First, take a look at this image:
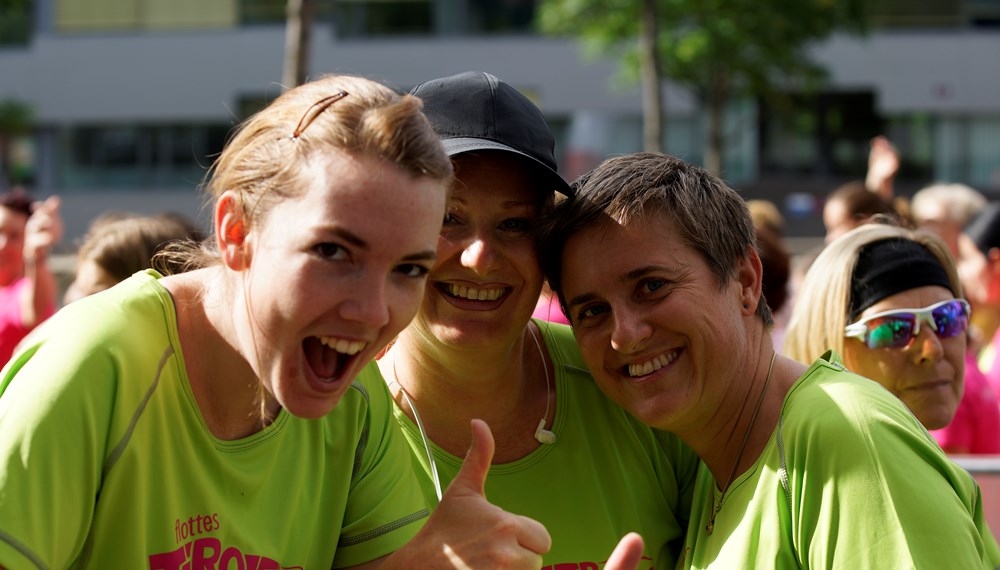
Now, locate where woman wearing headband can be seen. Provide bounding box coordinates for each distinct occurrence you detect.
[786,223,970,432]
[792,220,1000,455]
[0,74,557,569]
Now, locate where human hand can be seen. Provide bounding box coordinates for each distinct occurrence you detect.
[865,136,899,200]
[23,196,62,262]
[605,532,645,570]
[389,419,551,569]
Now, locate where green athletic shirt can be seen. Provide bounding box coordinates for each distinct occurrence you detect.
[0,270,428,570]
[388,319,700,570]
[679,350,1000,569]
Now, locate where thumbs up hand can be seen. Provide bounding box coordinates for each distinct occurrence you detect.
[604,532,645,570]
[386,419,551,569]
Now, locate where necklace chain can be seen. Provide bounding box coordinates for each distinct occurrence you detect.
[706,350,777,535]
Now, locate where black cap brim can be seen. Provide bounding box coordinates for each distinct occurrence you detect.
[442,137,573,197]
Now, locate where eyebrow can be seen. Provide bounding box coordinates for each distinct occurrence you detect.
[449,185,538,208]
[330,227,436,263]
[503,199,539,210]
[566,292,597,309]
[330,227,368,250]
[449,195,537,210]
[626,265,664,281]
[402,250,438,263]
[565,265,667,309]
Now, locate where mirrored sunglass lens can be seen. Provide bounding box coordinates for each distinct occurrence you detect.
[866,316,916,349]
[932,301,968,339]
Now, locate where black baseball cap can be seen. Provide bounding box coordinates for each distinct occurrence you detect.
[410,71,572,197]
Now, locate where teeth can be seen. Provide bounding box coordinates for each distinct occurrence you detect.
[446,284,505,301]
[628,351,677,377]
[319,336,367,355]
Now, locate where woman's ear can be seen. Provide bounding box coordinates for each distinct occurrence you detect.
[738,247,765,315]
[215,191,251,271]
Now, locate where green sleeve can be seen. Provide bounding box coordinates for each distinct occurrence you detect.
[0,334,117,569]
[786,377,996,569]
[332,368,429,568]
[985,522,1000,566]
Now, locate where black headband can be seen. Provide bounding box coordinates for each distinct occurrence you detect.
[849,238,954,321]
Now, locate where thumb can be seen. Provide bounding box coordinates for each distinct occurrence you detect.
[605,532,645,570]
[447,418,494,498]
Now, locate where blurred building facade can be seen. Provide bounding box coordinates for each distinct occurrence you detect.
[1,0,999,241]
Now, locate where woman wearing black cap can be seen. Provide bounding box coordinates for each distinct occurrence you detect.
[377,71,697,568]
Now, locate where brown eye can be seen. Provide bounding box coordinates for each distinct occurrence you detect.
[640,279,666,295]
[499,218,532,233]
[315,243,348,260]
[578,303,609,321]
[396,264,430,278]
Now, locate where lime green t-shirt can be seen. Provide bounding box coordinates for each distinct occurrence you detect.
[389,319,700,570]
[0,270,427,569]
[679,351,1000,569]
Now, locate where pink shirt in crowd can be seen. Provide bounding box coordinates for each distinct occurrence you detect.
[532,293,570,325]
[0,277,33,367]
[931,350,1000,455]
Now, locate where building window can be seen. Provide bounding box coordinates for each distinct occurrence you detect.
[760,91,881,178]
[968,0,1000,27]
[0,0,33,45]
[55,124,230,190]
[870,0,963,28]
[240,0,334,25]
[466,0,536,34]
[332,0,540,37]
[883,113,934,183]
[335,0,433,37]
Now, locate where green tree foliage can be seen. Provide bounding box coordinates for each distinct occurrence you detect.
[537,0,868,174]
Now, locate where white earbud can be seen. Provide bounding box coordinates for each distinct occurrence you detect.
[528,325,556,445]
[534,418,556,445]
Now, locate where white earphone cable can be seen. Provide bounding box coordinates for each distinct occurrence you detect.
[527,323,555,444]
[393,376,444,502]
[388,323,554,504]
